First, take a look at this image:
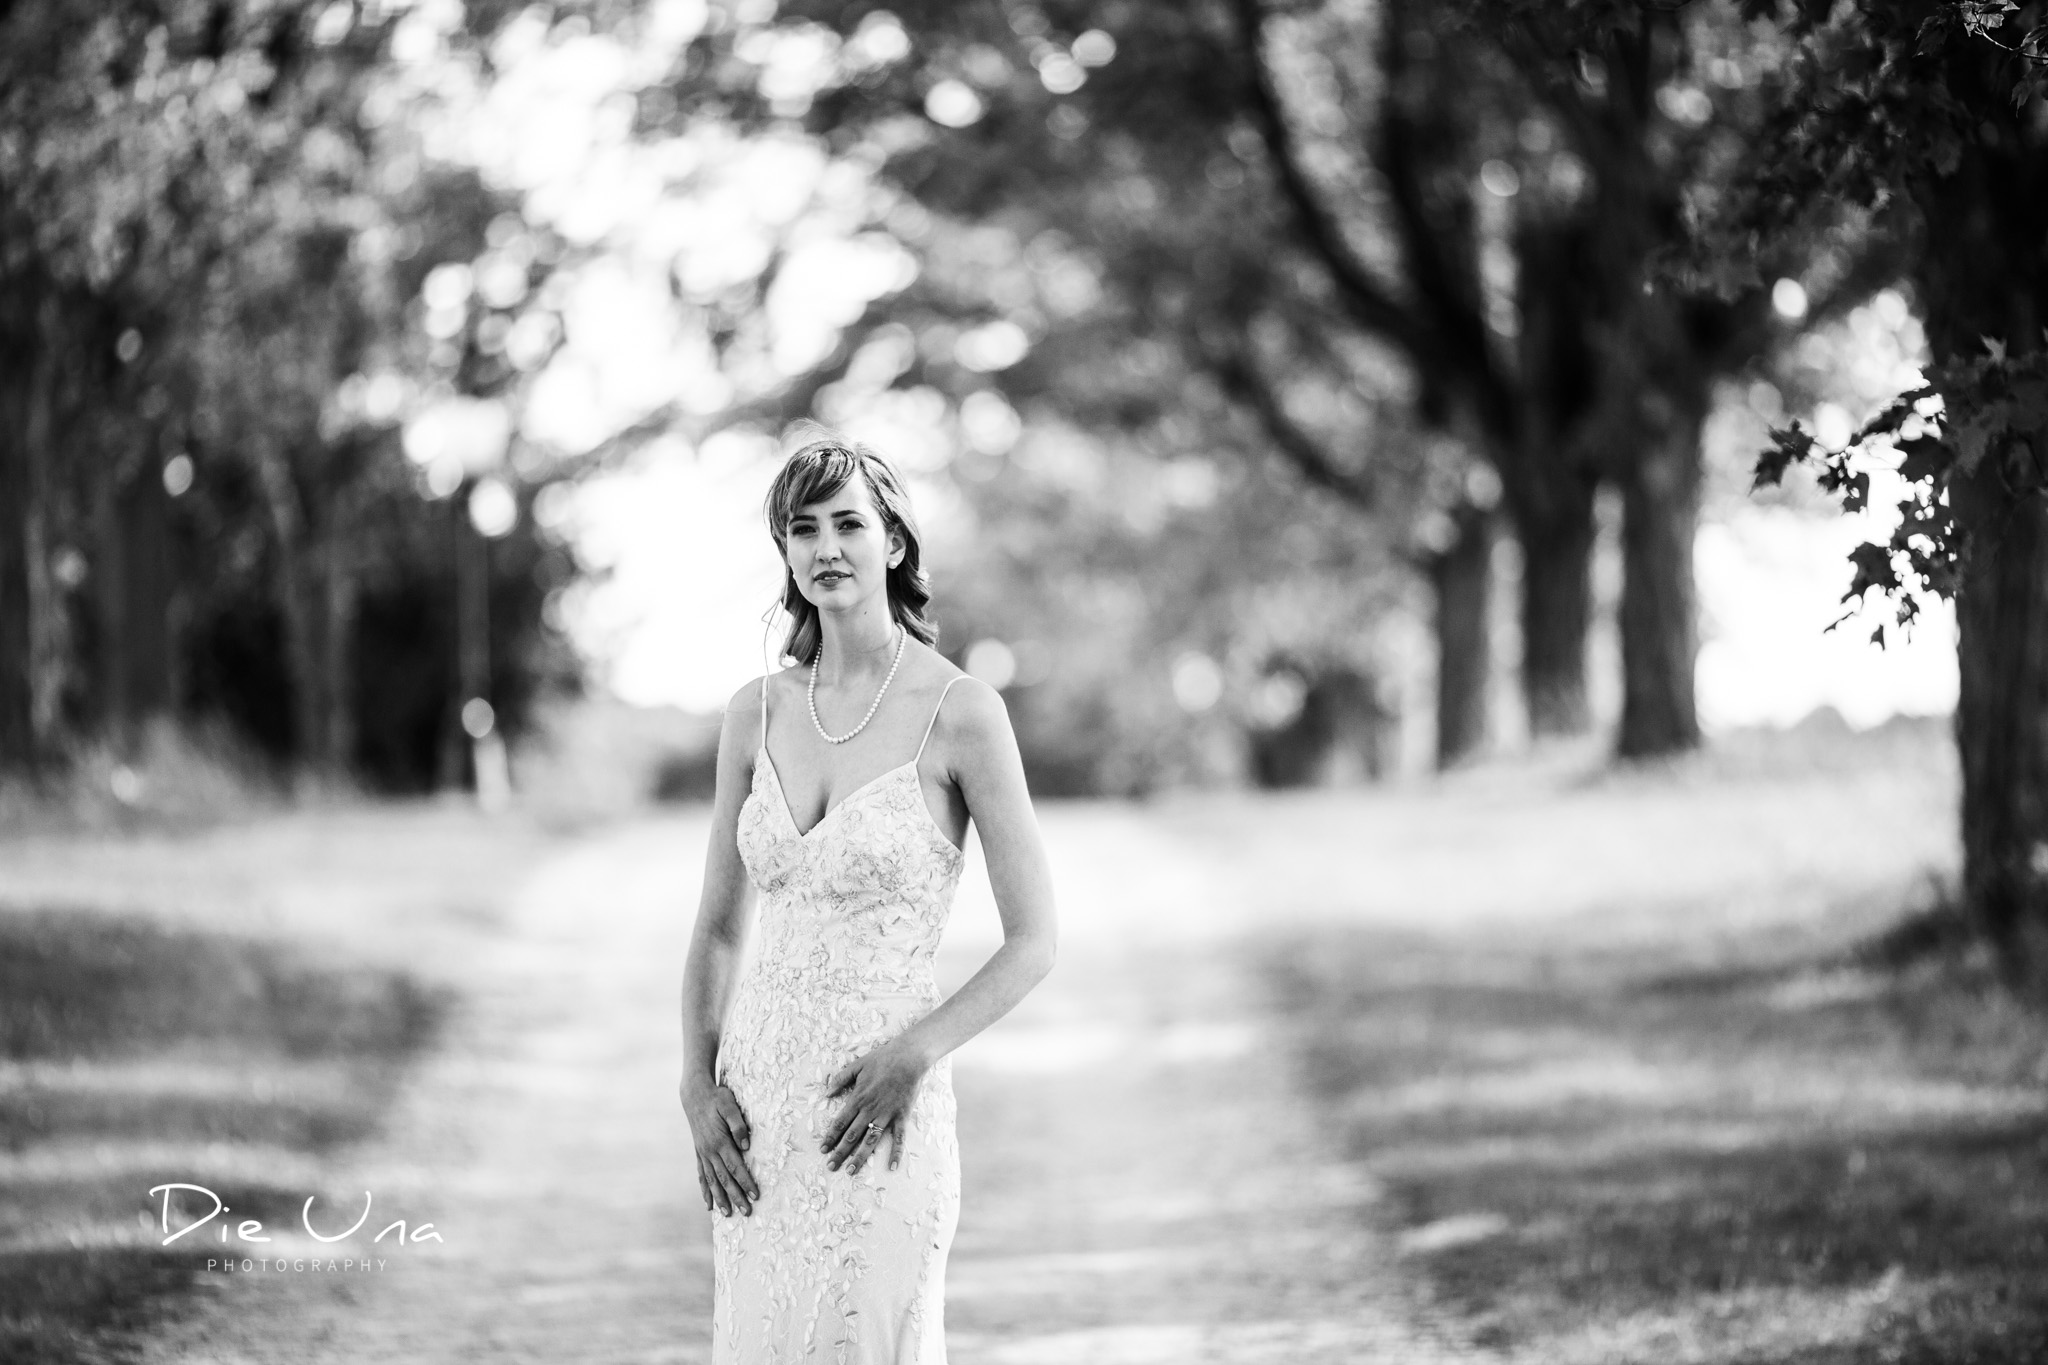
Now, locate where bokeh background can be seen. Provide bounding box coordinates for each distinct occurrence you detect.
[2,2,2045,1362]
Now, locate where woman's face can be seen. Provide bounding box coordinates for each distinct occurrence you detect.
[783,473,905,612]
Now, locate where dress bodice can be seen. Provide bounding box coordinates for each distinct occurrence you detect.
[734,751,966,1005]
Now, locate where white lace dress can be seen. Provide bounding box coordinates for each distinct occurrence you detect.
[712,677,966,1364]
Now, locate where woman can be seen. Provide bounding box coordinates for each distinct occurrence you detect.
[679,437,1058,1364]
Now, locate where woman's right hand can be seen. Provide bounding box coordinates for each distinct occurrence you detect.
[681,1076,759,1216]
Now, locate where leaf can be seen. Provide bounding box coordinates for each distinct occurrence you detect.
[1982,334,2008,362]
[1752,421,1815,489]
[1844,540,1898,600]
[1962,0,2019,36]
[1895,433,1954,484]
[1871,625,1886,647]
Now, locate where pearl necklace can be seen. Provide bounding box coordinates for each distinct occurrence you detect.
[809,624,906,744]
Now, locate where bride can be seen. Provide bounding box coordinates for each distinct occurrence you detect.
[678,436,1058,1362]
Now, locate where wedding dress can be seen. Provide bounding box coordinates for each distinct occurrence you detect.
[712,675,966,1364]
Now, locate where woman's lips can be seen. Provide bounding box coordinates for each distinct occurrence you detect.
[814,571,848,585]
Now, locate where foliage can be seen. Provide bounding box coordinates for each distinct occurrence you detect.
[1737,0,2048,997]
[1744,2,2048,639]
[1753,342,2048,643]
[641,0,1902,759]
[621,1,1436,779]
[0,1,590,789]
[932,420,1420,793]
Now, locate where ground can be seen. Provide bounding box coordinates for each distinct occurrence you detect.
[2,734,2044,1363]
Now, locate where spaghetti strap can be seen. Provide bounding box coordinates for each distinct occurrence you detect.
[915,676,964,764]
[758,675,769,754]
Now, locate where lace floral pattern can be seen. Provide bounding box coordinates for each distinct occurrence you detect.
[712,749,966,1364]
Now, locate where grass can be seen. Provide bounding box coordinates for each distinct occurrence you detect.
[1254,890,2048,1362]
[2,713,2038,1364]
[1076,717,2043,1361]
[0,907,447,1064]
[0,906,451,1365]
[0,720,295,839]
[0,802,557,1365]
[0,1246,219,1362]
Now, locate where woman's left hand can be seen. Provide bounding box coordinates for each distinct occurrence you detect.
[820,1038,929,1175]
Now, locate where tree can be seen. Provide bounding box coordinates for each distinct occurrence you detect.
[0,1,586,789]
[1351,0,1890,755]
[930,406,1418,794]
[1745,1,2048,998]
[644,1,1512,762]
[650,0,1875,760]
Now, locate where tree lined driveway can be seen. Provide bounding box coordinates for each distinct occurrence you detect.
[124,801,1464,1364]
[134,761,1963,1363]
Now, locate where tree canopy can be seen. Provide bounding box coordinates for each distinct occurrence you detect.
[0,1,584,789]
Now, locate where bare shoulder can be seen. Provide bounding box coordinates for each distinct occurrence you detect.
[931,672,1013,752]
[722,674,773,752]
[726,674,771,712]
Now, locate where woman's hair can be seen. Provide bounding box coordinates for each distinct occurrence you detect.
[764,436,937,665]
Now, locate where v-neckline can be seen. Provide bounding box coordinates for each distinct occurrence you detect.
[757,749,915,841]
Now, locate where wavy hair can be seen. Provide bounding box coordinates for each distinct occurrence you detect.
[764,437,937,666]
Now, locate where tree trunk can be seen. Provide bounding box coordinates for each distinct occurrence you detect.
[322,536,357,772]
[23,294,66,753]
[436,495,473,791]
[1907,69,2048,999]
[95,446,172,751]
[1616,412,1703,758]
[1429,502,1493,768]
[250,439,331,773]
[0,361,33,770]
[1509,479,1596,740]
[1953,453,2048,1001]
[275,558,328,773]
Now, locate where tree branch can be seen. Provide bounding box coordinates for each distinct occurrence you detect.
[1374,0,1519,445]
[1199,337,1378,510]
[1496,18,1618,180]
[1229,0,1426,359]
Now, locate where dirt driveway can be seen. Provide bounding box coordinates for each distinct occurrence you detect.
[118,801,1475,1364]
[130,760,1966,1364]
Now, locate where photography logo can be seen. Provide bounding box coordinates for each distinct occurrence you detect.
[149,1182,443,1274]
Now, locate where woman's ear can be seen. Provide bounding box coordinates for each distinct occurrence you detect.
[886,526,906,569]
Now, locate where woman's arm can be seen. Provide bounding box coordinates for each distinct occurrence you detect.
[679,679,768,1216]
[821,676,1058,1174]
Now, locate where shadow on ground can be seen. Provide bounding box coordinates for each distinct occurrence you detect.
[1253,907,2048,1364]
[0,904,454,1365]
